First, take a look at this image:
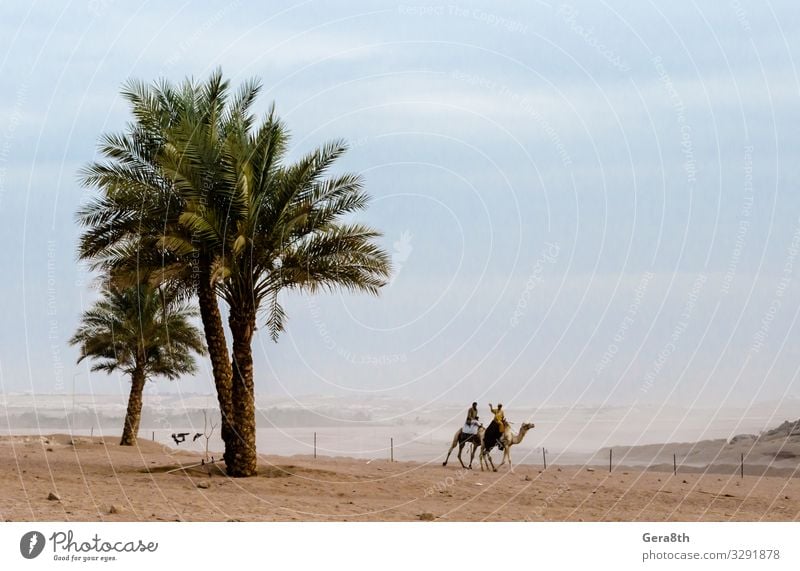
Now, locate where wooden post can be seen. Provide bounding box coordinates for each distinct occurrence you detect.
[90,426,94,438]
[152,431,155,441]
[609,448,612,473]
[391,438,394,462]
[314,432,317,459]
[542,447,547,470]
[740,453,744,479]
[673,453,677,476]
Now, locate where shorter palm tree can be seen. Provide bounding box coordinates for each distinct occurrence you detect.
[70,284,205,445]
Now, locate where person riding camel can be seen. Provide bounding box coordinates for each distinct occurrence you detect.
[462,402,480,437]
[489,403,506,450]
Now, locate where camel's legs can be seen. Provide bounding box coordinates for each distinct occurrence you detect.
[467,442,478,469]
[489,435,519,472]
[483,447,497,472]
[500,447,513,473]
[442,444,455,466]
[442,433,460,466]
[498,442,509,468]
[456,442,467,469]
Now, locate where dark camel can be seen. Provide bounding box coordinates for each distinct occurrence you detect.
[479,422,535,473]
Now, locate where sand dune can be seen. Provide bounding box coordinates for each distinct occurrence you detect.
[1,434,798,521]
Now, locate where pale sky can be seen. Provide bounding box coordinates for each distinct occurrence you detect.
[1,1,800,412]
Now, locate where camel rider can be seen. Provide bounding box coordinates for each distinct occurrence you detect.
[489,403,506,450]
[463,402,479,435]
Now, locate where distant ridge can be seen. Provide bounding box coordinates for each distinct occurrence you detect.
[591,417,800,477]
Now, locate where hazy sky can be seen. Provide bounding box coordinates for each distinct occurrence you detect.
[1,1,800,411]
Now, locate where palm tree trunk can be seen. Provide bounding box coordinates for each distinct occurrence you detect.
[196,260,236,471]
[228,305,258,477]
[120,365,146,446]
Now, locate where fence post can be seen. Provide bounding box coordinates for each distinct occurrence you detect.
[609,448,612,473]
[673,453,677,476]
[391,438,394,462]
[152,431,155,441]
[740,453,744,479]
[314,432,317,459]
[542,447,547,470]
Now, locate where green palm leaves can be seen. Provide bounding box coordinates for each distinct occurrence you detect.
[76,69,391,474]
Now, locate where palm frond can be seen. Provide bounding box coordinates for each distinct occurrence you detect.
[70,283,205,381]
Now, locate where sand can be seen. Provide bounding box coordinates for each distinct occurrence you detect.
[1,434,798,522]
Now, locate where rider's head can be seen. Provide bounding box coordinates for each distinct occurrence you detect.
[497,404,503,409]
[472,402,477,408]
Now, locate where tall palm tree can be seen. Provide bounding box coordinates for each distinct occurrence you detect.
[210,111,391,476]
[77,70,391,476]
[70,284,205,445]
[76,71,257,465]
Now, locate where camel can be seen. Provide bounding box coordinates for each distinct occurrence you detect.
[442,424,485,469]
[479,422,535,473]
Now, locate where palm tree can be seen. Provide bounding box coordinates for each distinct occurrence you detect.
[76,71,256,464]
[70,284,205,445]
[77,70,391,476]
[212,112,391,476]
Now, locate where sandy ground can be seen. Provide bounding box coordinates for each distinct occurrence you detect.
[1,434,799,522]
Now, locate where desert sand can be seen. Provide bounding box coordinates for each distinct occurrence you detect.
[1,434,798,522]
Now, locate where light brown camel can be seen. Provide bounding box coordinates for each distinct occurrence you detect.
[479,422,535,473]
[442,425,485,469]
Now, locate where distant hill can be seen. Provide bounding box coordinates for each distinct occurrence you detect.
[590,418,800,477]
